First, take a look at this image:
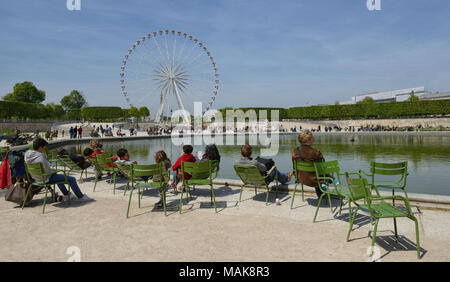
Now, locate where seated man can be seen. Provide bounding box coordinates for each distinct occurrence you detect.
[234,144,292,185]
[24,138,91,202]
[58,148,91,170]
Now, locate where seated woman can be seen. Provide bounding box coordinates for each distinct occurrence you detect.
[198,143,221,171]
[291,130,325,198]
[235,144,292,184]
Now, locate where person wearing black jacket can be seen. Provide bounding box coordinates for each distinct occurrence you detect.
[58,148,91,169]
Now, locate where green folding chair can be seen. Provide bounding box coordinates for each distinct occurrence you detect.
[93,154,118,193]
[345,172,421,260]
[58,155,89,182]
[23,162,71,214]
[360,161,409,200]
[179,160,219,214]
[312,160,361,223]
[291,159,324,208]
[233,164,278,206]
[126,163,169,218]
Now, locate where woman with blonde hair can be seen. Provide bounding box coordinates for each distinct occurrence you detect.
[292,130,324,198]
[153,150,173,208]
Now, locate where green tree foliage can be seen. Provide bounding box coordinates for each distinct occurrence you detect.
[2,81,46,103]
[409,91,420,102]
[81,107,124,121]
[129,107,140,118]
[60,90,87,111]
[139,106,150,119]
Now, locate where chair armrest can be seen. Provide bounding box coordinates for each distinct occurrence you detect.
[359,169,372,177]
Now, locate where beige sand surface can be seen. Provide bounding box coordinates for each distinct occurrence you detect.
[1,175,449,262]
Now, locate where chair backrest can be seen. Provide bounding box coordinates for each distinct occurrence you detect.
[370,161,408,185]
[58,155,80,170]
[181,160,216,180]
[24,162,45,183]
[95,154,115,170]
[131,163,164,182]
[313,160,342,188]
[234,164,266,185]
[345,172,371,201]
[116,162,132,179]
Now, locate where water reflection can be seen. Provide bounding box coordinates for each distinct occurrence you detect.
[66,134,450,196]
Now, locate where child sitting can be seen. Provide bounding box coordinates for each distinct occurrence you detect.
[115,148,137,165]
[171,145,196,191]
[153,150,172,208]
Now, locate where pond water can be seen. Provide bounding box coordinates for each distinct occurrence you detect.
[66,134,450,196]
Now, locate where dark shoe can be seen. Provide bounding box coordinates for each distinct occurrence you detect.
[154,199,163,209]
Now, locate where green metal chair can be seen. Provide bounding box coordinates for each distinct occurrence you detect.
[312,160,361,223]
[23,162,71,214]
[93,154,118,193]
[233,164,279,206]
[291,159,324,208]
[179,160,219,214]
[360,161,408,199]
[58,155,89,182]
[345,172,421,260]
[126,163,168,218]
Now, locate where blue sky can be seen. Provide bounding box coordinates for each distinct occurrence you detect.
[1,0,450,110]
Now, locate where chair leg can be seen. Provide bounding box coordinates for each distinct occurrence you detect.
[22,184,32,209]
[370,219,380,261]
[239,185,244,202]
[113,173,117,195]
[179,186,184,214]
[126,188,134,218]
[265,185,269,206]
[411,216,421,259]
[339,198,343,215]
[162,189,167,216]
[93,172,99,192]
[393,217,399,242]
[42,186,49,214]
[346,207,359,242]
[301,183,304,202]
[327,194,333,214]
[124,181,129,196]
[291,183,297,209]
[210,184,217,213]
[313,194,325,223]
[348,201,352,222]
[138,188,141,208]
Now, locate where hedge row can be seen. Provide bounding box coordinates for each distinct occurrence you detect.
[0,101,65,120]
[219,99,450,120]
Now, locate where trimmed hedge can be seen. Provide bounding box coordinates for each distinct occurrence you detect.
[81,107,125,121]
[220,99,450,120]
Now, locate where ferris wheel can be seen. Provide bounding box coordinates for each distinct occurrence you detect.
[120,30,219,123]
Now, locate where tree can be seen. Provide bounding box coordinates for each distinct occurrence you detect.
[61,90,87,111]
[409,91,420,102]
[139,106,150,120]
[3,81,46,103]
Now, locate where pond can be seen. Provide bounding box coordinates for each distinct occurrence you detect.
[66,133,450,196]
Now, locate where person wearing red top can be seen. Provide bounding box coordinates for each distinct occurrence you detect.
[171,145,196,191]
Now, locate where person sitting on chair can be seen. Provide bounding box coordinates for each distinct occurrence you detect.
[171,145,196,191]
[58,148,91,170]
[25,138,91,202]
[235,144,292,185]
[292,130,325,198]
